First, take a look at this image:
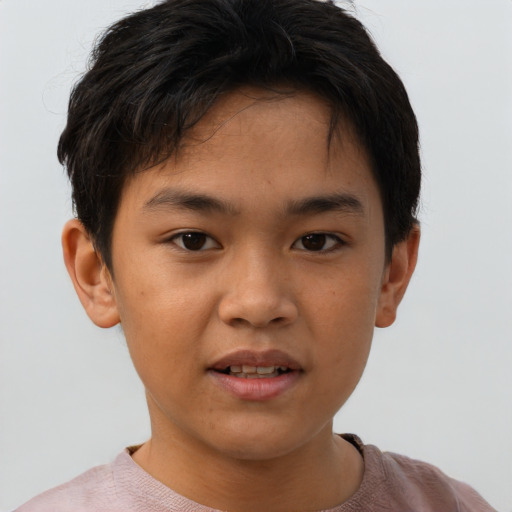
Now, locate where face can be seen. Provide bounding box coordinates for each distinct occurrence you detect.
[108,89,389,461]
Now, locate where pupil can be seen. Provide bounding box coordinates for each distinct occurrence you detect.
[183,233,206,250]
[302,234,326,251]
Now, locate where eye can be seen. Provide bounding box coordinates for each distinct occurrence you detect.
[292,233,344,252]
[170,232,220,251]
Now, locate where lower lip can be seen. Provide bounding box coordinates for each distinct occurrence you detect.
[208,370,301,401]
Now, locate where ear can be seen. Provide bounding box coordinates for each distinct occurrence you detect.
[375,224,420,328]
[62,219,120,328]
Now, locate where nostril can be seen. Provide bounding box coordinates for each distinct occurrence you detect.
[218,292,298,328]
[229,317,264,328]
[228,316,287,328]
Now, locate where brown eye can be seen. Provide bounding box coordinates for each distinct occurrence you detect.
[301,234,327,251]
[172,232,219,251]
[293,233,343,252]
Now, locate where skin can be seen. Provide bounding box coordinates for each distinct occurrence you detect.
[63,88,419,511]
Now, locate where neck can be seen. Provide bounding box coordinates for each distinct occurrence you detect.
[132,417,364,511]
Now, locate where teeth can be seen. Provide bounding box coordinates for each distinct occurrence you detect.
[225,365,289,378]
[240,365,277,374]
[257,366,276,374]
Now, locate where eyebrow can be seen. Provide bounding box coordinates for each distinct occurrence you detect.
[286,193,365,217]
[143,189,364,217]
[143,189,239,215]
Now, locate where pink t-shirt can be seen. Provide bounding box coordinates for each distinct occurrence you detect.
[16,435,496,512]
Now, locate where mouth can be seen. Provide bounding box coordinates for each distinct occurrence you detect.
[209,349,302,377]
[208,349,303,400]
[214,365,293,379]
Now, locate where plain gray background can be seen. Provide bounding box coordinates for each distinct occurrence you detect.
[1,1,511,510]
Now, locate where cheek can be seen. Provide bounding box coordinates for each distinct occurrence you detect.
[305,270,380,372]
[309,270,381,330]
[115,253,206,327]
[113,271,213,379]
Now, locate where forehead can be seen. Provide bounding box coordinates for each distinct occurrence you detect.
[121,87,379,218]
[187,86,331,135]
[178,88,333,167]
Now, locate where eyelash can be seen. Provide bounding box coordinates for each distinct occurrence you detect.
[168,231,346,253]
[292,233,345,253]
[169,231,220,251]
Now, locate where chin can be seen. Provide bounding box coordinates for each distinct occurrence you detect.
[202,418,324,463]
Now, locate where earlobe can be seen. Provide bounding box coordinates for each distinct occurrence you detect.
[375,225,420,328]
[62,219,120,328]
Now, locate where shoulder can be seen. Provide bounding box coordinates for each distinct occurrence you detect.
[15,454,122,512]
[338,434,496,512]
[364,441,496,512]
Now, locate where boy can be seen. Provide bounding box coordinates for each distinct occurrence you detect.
[17,0,496,510]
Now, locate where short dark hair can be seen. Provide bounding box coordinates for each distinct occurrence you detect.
[58,0,421,270]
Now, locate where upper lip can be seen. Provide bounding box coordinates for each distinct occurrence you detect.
[210,349,303,371]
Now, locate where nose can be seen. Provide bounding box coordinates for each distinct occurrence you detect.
[217,249,298,328]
